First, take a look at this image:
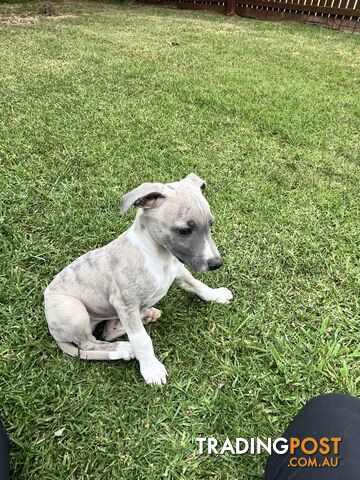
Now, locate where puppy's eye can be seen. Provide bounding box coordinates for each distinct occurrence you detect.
[177,228,193,237]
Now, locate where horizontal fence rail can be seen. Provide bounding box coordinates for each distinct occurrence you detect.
[141,0,360,31]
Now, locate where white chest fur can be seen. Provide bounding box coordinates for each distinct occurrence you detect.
[143,255,180,308]
[127,228,182,308]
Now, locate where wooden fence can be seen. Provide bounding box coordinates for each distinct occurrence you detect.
[141,0,360,32]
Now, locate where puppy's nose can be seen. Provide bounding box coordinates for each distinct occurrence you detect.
[207,257,223,271]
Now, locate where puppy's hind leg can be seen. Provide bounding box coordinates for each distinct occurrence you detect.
[102,318,126,342]
[102,308,162,341]
[44,294,135,361]
[141,308,162,325]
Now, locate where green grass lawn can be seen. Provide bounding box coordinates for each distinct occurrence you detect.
[0,1,359,478]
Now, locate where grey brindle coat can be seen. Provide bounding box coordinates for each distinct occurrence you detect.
[44,174,233,384]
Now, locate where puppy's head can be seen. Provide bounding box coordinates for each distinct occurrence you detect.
[120,173,223,272]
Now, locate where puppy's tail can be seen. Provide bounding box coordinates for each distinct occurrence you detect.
[56,341,132,361]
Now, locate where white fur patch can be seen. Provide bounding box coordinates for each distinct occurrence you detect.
[128,329,154,361]
[108,351,125,360]
[203,239,213,260]
[108,343,135,361]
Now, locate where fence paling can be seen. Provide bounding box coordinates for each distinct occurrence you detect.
[236,0,359,15]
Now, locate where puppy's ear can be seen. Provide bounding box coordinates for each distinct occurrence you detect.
[183,173,207,191]
[120,183,166,214]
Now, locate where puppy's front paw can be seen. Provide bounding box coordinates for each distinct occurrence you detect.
[140,358,167,385]
[209,287,233,304]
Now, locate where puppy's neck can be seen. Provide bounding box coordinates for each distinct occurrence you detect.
[129,212,171,261]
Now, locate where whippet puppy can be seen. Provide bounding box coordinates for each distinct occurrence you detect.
[44,173,233,385]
